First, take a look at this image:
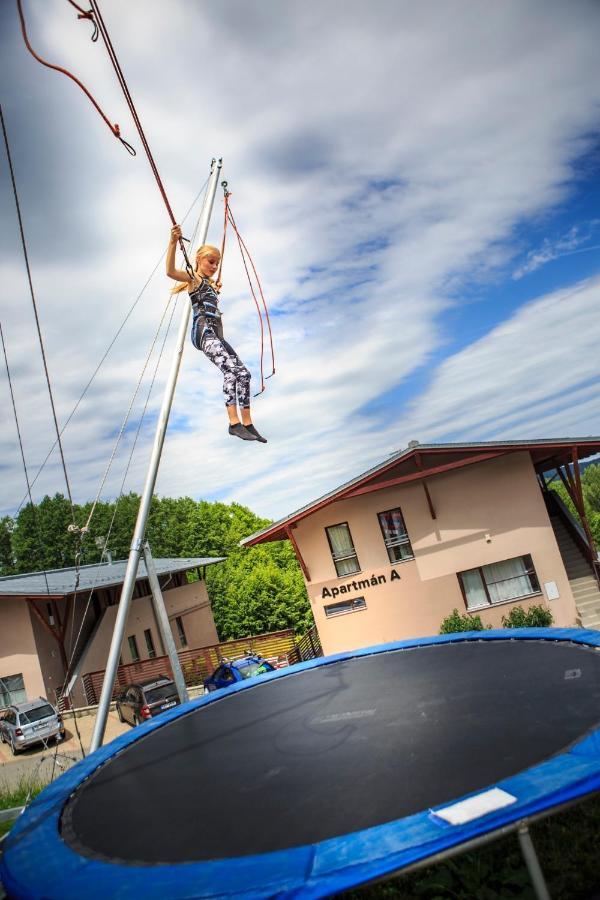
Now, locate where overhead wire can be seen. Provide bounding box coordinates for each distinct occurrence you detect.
[1,103,77,527]
[0,322,51,595]
[15,175,210,515]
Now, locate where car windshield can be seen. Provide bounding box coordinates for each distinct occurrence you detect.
[19,704,55,724]
[237,661,273,679]
[144,684,177,703]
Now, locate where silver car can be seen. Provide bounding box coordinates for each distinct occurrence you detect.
[0,698,65,755]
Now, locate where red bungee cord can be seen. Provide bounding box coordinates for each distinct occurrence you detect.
[217,185,276,396]
[16,0,135,154]
[16,0,195,275]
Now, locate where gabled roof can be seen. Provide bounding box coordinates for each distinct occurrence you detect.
[241,437,600,546]
[0,556,225,599]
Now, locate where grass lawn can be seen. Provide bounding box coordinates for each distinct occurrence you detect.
[342,793,600,900]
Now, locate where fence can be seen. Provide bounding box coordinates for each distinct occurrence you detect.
[82,628,304,706]
[295,625,323,661]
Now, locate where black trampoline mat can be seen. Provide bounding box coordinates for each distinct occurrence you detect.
[61,640,600,864]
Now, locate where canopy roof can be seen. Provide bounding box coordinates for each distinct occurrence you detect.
[242,437,600,546]
[0,556,225,600]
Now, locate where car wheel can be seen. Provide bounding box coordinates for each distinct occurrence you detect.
[9,736,19,756]
[133,715,141,727]
[117,705,125,723]
[0,730,5,744]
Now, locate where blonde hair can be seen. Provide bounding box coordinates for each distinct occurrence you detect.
[171,243,221,294]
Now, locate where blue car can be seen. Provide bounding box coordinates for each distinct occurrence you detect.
[203,655,276,693]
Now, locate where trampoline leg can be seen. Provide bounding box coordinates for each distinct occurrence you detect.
[518,823,551,900]
[143,542,189,705]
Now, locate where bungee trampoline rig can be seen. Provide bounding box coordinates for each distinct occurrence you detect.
[3,4,600,899]
[1,628,600,898]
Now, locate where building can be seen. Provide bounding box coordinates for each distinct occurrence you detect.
[0,556,223,709]
[243,439,600,656]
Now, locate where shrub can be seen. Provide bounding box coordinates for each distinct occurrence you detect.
[439,608,486,634]
[501,604,553,628]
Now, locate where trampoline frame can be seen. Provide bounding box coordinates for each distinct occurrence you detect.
[2,627,600,899]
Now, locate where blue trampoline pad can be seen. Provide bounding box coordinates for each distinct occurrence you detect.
[1,628,600,899]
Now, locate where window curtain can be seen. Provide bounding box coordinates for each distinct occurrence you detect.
[379,509,413,562]
[327,524,359,575]
[484,557,532,602]
[461,569,488,609]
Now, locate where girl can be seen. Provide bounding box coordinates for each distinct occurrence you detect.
[166,225,267,442]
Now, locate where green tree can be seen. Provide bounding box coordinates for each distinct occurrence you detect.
[549,462,600,547]
[3,491,312,642]
[206,542,312,640]
[0,517,15,576]
[11,494,78,573]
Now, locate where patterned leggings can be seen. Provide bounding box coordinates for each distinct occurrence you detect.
[201,331,251,408]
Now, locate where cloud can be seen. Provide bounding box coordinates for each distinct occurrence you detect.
[1,0,600,524]
[513,223,600,279]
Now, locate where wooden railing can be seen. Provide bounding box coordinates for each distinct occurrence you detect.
[82,628,301,705]
[294,625,323,662]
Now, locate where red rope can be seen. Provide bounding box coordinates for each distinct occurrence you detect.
[16,0,133,153]
[87,0,193,271]
[219,194,275,395]
[226,204,276,380]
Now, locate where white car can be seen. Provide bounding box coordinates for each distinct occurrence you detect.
[0,698,65,755]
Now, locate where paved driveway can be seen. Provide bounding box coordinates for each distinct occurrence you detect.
[0,710,130,790]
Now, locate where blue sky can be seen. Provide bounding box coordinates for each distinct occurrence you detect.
[1,0,599,522]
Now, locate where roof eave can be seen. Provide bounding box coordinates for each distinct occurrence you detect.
[241,438,600,547]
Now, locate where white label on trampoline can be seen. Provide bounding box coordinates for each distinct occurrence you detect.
[435,788,517,825]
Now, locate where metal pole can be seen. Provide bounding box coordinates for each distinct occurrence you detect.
[90,158,222,752]
[142,541,189,703]
[518,823,551,900]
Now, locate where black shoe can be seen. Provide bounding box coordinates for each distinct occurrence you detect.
[228,423,256,441]
[244,424,268,443]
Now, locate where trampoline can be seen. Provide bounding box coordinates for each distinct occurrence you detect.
[2,628,600,899]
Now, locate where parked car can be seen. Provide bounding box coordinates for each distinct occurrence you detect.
[0,698,65,755]
[115,676,181,727]
[203,655,276,693]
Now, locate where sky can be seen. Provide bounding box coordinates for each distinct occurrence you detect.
[1,0,599,527]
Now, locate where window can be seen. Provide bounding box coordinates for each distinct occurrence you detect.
[144,628,156,659]
[326,523,360,576]
[0,674,27,708]
[175,616,188,647]
[378,507,414,563]
[324,597,367,618]
[127,635,140,662]
[458,555,541,610]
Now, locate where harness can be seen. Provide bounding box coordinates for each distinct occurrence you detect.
[189,279,223,349]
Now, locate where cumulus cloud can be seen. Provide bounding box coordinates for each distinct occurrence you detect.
[1,0,600,523]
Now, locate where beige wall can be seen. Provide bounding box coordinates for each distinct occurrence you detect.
[80,579,218,676]
[295,452,578,655]
[1,577,219,710]
[0,599,46,703]
[29,605,67,704]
